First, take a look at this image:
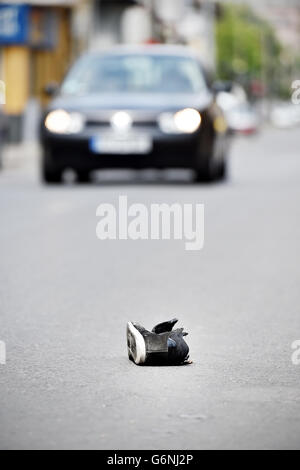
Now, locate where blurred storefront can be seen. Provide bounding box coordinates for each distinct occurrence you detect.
[89,1,216,67]
[0,1,76,142]
[89,0,153,47]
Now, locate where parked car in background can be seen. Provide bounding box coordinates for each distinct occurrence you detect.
[41,45,230,184]
[225,103,260,135]
[216,83,260,135]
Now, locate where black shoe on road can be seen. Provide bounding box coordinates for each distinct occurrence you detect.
[127,319,190,366]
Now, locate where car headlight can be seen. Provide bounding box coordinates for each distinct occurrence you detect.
[158,108,201,134]
[45,110,85,134]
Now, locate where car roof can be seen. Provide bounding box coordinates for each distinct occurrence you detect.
[86,44,200,60]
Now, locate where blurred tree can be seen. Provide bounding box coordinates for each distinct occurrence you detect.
[216,3,282,97]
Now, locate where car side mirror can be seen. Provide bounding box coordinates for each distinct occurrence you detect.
[212,81,233,94]
[43,82,59,97]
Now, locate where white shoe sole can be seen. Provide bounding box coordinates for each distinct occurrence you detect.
[127,322,146,365]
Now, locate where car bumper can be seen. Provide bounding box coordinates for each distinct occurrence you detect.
[41,129,202,170]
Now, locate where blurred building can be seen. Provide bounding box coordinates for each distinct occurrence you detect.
[0,0,77,142]
[254,1,300,53]
[89,0,152,46]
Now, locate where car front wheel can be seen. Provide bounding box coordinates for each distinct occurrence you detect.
[41,150,62,184]
[77,170,90,183]
[194,154,218,183]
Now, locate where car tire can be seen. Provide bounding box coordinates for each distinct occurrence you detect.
[41,149,62,184]
[194,155,217,183]
[42,169,62,184]
[77,170,90,184]
[42,163,62,184]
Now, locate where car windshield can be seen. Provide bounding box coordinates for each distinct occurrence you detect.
[61,54,207,95]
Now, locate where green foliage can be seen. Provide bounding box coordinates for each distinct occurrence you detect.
[216,4,282,82]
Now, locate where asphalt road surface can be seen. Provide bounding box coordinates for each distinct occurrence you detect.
[0,127,300,450]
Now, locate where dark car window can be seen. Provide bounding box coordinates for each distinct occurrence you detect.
[61,54,207,95]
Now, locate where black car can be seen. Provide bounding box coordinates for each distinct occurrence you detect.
[41,45,230,183]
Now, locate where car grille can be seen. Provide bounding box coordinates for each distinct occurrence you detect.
[85,119,157,129]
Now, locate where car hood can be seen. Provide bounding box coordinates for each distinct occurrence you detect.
[49,92,213,113]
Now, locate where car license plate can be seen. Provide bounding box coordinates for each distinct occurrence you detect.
[90,134,152,155]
